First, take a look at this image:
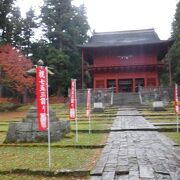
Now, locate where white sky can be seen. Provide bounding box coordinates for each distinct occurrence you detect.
[18,0,178,40]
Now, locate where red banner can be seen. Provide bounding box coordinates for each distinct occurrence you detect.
[69,79,76,120]
[86,89,91,118]
[36,66,48,131]
[174,83,179,115]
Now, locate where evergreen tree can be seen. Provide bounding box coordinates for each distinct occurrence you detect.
[9,6,24,48]
[41,0,73,50]
[169,1,180,84]
[0,1,37,52]
[31,40,49,64]
[160,1,180,86]
[46,47,70,96]
[0,0,25,47]
[41,0,89,95]
[0,0,15,42]
[21,8,38,56]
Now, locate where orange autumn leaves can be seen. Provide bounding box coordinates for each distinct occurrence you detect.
[0,44,35,95]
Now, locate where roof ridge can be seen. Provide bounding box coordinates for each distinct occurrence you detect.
[93,29,155,35]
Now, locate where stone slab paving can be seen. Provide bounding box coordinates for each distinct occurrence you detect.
[90,109,180,180]
[111,110,157,131]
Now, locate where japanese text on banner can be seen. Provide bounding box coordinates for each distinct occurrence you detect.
[69,79,76,120]
[86,89,91,118]
[174,84,179,115]
[36,67,48,131]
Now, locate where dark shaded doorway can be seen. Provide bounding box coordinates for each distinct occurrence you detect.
[107,79,116,92]
[118,79,133,92]
[135,78,144,92]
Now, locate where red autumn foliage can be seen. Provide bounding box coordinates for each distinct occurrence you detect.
[0,44,35,95]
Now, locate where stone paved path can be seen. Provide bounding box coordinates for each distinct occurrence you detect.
[90,109,180,180]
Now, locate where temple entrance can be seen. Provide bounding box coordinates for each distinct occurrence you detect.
[107,79,116,92]
[135,78,144,92]
[118,79,133,92]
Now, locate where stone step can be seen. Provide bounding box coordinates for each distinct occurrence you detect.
[113,93,141,106]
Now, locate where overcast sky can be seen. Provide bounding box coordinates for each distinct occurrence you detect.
[18,0,178,40]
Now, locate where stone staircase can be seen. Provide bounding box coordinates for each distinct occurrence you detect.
[113,92,141,106]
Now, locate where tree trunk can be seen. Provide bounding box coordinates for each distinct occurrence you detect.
[0,85,3,97]
[56,86,61,97]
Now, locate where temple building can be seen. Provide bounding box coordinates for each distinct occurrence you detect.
[80,29,173,93]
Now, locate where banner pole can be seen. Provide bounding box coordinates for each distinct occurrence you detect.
[46,67,51,168]
[88,116,91,134]
[111,87,114,105]
[174,84,179,133]
[176,115,179,133]
[75,116,78,142]
[75,80,78,142]
[89,89,91,134]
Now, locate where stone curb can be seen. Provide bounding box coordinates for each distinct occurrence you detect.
[71,129,110,133]
[0,144,105,149]
[142,114,176,116]
[0,168,90,177]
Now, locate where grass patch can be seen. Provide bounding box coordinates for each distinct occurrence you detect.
[0,120,113,132]
[0,174,88,180]
[0,132,6,143]
[16,104,32,111]
[70,122,111,131]
[0,132,108,146]
[0,103,117,178]
[0,147,99,171]
[0,111,26,122]
[148,118,177,123]
[156,125,178,128]
[0,125,8,132]
[55,133,108,146]
[163,132,180,144]
[140,103,180,143]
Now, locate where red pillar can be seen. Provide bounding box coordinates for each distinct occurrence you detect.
[94,78,96,90]
[144,78,147,88]
[167,46,172,87]
[104,78,107,88]
[81,50,84,89]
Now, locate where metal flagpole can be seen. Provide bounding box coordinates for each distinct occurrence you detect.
[46,67,51,168]
[88,115,91,134]
[75,114,78,142]
[89,89,91,134]
[176,115,179,133]
[75,105,79,142]
[175,84,179,133]
[110,87,114,105]
[75,79,78,142]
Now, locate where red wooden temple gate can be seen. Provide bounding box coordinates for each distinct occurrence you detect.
[80,29,173,93]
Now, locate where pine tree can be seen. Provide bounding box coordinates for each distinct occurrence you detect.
[21,8,38,56]
[169,1,180,84]
[41,0,89,95]
[9,6,24,48]
[0,0,15,42]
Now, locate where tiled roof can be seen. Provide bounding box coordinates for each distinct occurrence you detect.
[80,29,172,48]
